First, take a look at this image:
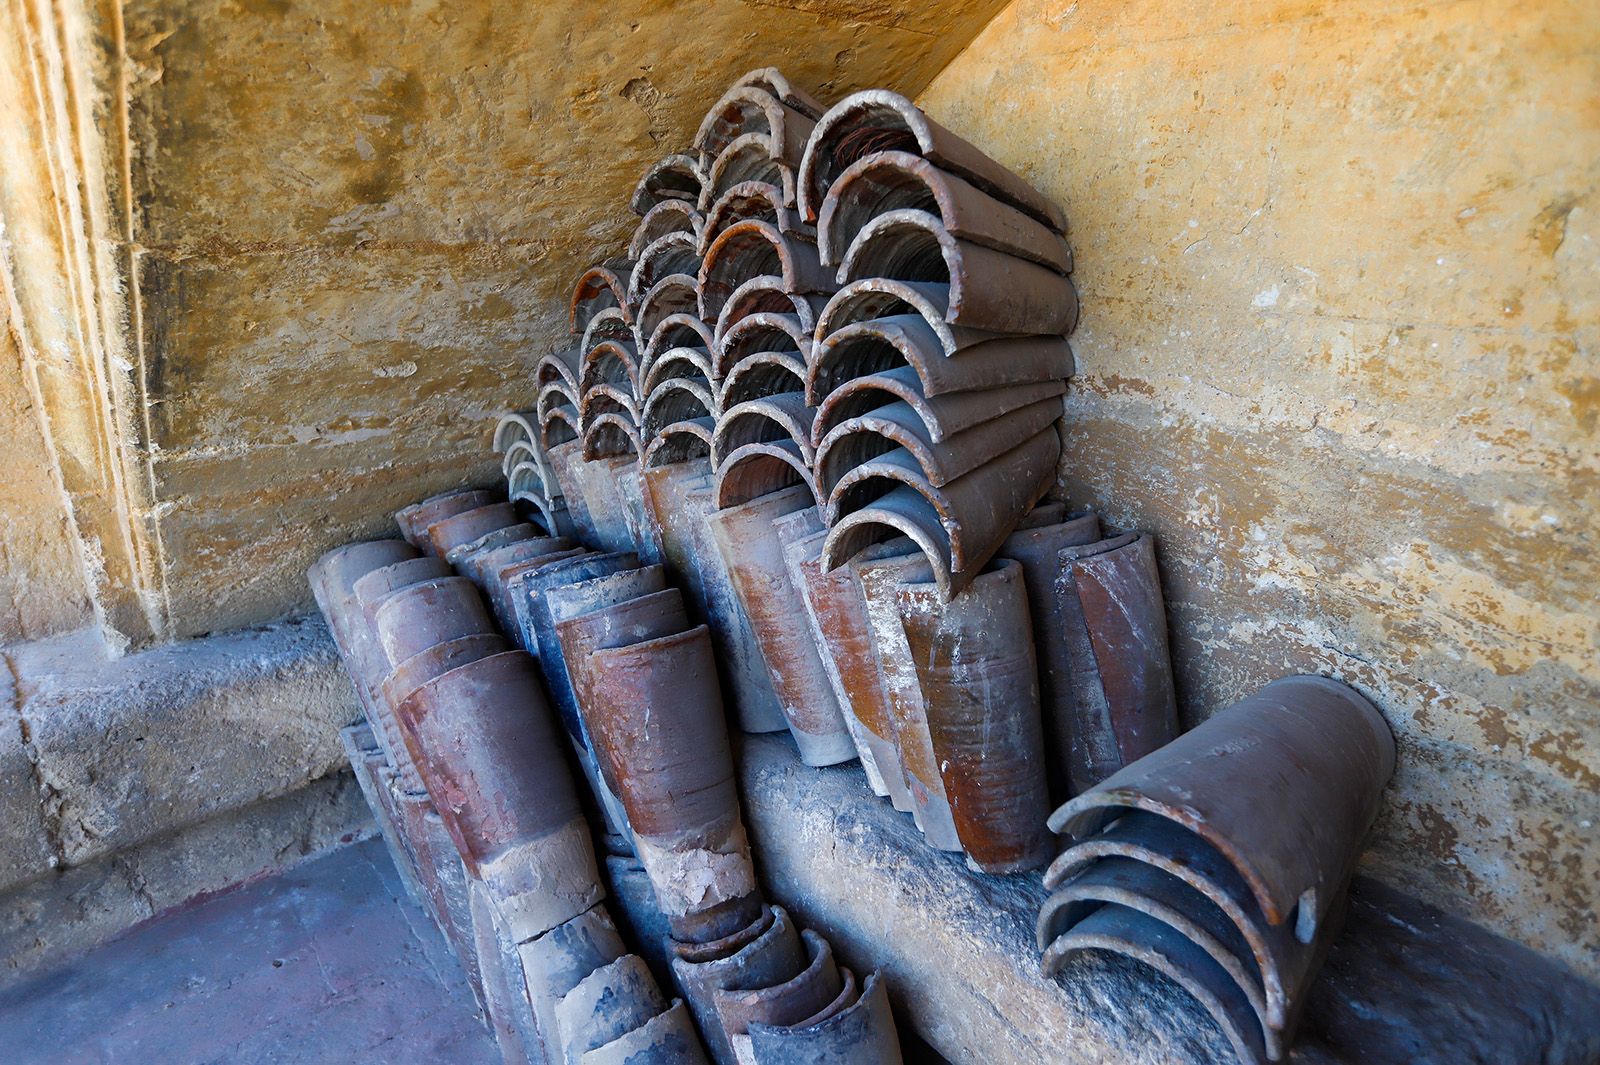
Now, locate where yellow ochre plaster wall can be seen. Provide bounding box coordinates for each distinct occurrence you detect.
[115,0,1007,638]
[920,0,1599,980]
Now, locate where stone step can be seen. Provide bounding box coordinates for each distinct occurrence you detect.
[736,734,1600,1065]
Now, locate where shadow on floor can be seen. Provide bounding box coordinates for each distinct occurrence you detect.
[0,838,499,1065]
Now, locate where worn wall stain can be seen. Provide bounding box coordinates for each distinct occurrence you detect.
[921,0,1599,979]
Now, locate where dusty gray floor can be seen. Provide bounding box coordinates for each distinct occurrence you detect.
[0,837,498,1064]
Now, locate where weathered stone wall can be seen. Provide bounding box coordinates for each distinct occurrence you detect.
[117,0,1007,639]
[0,306,93,644]
[1,0,162,647]
[920,0,1598,980]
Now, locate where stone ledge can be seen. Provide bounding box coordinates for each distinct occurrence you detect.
[0,663,52,895]
[3,614,359,889]
[737,734,1600,1065]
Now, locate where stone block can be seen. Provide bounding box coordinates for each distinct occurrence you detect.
[12,617,358,868]
[740,737,1228,1065]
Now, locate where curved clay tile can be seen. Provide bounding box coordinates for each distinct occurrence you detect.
[642,344,716,400]
[712,439,816,510]
[723,67,826,120]
[641,312,715,379]
[837,208,1078,335]
[582,411,644,462]
[500,437,536,478]
[807,312,1072,406]
[698,218,830,320]
[634,274,702,352]
[813,369,1064,444]
[821,485,954,596]
[536,347,584,395]
[714,277,829,349]
[718,350,807,410]
[713,392,816,470]
[630,153,708,217]
[698,131,800,213]
[641,416,715,470]
[579,381,641,431]
[570,261,635,333]
[714,309,811,379]
[823,426,1059,594]
[700,179,809,256]
[628,199,706,262]
[540,403,581,450]
[579,339,642,402]
[693,84,816,171]
[627,230,702,307]
[581,305,635,356]
[815,393,1061,495]
[492,410,538,455]
[798,88,1064,229]
[817,149,1071,272]
[642,378,718,439]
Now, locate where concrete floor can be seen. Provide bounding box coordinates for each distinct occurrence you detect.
[0,837,500,1065]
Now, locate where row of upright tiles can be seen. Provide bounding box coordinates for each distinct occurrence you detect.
[314,487,906,1064]
[328,478,1395,1065]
